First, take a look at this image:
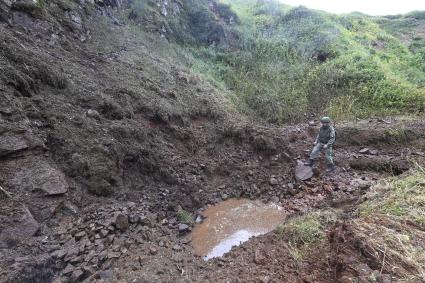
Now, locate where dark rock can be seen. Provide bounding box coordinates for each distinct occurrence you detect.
[295,161,313,181]
[114,214,129,232]
[99,229,109,238]
[70,268,84,282]
[74,231,86,240]
[129,214,140,224]
[62,264,75,275]
[51,249,67,259]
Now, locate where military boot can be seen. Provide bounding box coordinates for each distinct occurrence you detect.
[326,163,335,172]
[304,159,314,166]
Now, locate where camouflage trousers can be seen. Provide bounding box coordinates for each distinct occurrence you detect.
[309,143,334,165]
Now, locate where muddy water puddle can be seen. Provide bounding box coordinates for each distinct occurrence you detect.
[192,199,286,260]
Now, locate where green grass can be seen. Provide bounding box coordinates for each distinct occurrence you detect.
[176,208,194,225]
[360,164,425,228]
[276,210,338,261]
[121,0,425,123]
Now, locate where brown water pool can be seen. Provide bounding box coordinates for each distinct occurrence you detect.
[191,198,287,260]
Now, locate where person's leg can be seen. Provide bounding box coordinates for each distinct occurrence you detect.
[325,146,335,171]
[310,143,323,160]
[325,146,333,164]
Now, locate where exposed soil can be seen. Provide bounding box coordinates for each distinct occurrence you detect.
[1,2,425,283]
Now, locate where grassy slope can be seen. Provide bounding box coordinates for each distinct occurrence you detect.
[115,1,425,124]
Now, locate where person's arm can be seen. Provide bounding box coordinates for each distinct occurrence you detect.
[327,127,336,146]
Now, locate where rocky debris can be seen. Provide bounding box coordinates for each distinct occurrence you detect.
[149,246,158,255]
[178,223,190,234]
[269,177,278,186]
[0,156,68,196]
[86,109,100,119]
[0,133,29,157]
[358,148,378,155]
[0,207,40,248]
[172,244,182,251]
[97,269,114,280]
[295,161,313,181]
[254,250,266,265]
[114,214,129,232]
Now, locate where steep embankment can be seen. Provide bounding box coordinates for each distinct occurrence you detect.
[1,1,425,282]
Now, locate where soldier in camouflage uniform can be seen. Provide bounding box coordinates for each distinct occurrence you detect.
[304,117,336,172]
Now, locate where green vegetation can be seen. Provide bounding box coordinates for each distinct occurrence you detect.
[360,164,425,228]
[276,210,338,260]
[353,165,425,280]
[176,207,194,225]
[122,0,425,123]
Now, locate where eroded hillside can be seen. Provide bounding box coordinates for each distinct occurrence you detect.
[1,1,425,282]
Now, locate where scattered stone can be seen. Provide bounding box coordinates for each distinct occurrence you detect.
[129,214,140,224]
[195,215,203,223]
[74,231,86,240]
[269,177,278,186]
[359,148,370,154]
[178,224,190,234]
[97,269,114,280]
[172,244,182,251]
[308,120,316,126]
[149,246,158,255]
[138,256,149,266]
[86,109,100,119]
[295,161,313,181]
[62,263,75,275]
[107,252,121,259]
[254,250,266,265]
[99,229,109,238]
[114,214,129,232]
[70,268,85,282]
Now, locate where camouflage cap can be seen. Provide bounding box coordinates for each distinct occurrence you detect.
[320,116,331,123]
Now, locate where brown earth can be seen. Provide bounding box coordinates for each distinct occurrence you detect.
[1,1,425,282]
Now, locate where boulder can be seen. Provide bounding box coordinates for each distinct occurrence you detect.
[295,161,313,181]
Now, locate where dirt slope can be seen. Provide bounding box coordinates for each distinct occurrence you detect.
[1,1,425,283]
